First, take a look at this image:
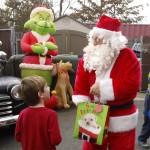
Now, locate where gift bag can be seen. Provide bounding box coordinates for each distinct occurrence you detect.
[73,102,109,145]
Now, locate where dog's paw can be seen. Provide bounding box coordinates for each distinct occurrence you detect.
[64,104,70,109]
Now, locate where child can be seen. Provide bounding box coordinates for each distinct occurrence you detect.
[15,75,62,150]
[138,72,150,149]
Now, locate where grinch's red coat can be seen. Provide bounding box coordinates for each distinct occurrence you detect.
[21,31,58,65]
[73,48,141,132]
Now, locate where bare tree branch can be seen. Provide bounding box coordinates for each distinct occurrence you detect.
[70,0,144,23]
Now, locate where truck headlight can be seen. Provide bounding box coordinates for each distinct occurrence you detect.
[11,85,20,100]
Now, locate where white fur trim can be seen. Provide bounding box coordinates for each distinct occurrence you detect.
[89,27,121,40]
[30,7,54,20]
[42,47,48,56]
[109,110,138,132]
[100,78,114,103]
[39,56,46,65]
[95,55,117,104]
[31,31,50,43]
[19,63,53,70]
[89,27,128,51]
[72,95,90,106]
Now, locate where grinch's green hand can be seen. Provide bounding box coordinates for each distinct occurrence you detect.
[45,42,58,50]
[31,43,45,54]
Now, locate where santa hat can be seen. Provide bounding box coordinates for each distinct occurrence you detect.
[89,14,128,50]
[30,5,54,21]
[97,14,121,31]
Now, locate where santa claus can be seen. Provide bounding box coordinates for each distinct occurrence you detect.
[72,14,141,150]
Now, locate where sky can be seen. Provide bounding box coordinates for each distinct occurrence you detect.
[131,0,150,24]
[0,0,149,24]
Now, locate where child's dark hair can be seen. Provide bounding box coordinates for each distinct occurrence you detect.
[18,75,47,106]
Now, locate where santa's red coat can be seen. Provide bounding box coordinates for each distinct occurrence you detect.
[21,31,58,65]
[73,48,141,133]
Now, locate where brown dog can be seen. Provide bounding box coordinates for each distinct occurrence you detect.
[53,61,73,109]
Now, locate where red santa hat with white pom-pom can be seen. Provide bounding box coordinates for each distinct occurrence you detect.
[96,14,121,31]
[89,14,128,50]
[30,5,54,21]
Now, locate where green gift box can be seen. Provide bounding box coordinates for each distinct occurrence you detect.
[73,102,109,145]
[20,63,53,87]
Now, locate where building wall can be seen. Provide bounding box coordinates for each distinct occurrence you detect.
[55,16,90,33]
[86,23,150,40]
[53,30,88,55]
[0,29,11,59]
[121,24,150,39]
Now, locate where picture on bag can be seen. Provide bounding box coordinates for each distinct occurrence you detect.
[78,113,101,143]
[73,102,109,145]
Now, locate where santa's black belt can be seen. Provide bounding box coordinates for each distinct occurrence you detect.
[110,101,134,111]
[25,54,51,58]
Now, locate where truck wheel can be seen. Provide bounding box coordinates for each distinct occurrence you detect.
[8,124,16,134]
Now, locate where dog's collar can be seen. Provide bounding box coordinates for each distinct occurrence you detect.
[58,71,67,74]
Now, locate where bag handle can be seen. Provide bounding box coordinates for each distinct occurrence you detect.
[94,97,103,113]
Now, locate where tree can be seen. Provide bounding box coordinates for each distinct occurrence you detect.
[0,0,53,32]
[49,0,77,19]
[70,0,144,24]
[0,0,77,32]
[0,9,9,28]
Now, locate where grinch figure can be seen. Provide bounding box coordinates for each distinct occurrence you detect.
[19,6,58,109]
[20,5,58,87]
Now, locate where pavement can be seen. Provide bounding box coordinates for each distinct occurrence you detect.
[0,92,148,150]
[134,92,145,100]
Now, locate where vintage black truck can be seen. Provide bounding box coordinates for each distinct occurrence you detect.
[0,53,27,127]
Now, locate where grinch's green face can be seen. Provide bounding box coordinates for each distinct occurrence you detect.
[24,11,56,35]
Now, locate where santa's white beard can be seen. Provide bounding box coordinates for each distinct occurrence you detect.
[83,43,120,76]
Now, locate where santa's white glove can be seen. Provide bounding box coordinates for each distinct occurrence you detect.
[72,95,90,106]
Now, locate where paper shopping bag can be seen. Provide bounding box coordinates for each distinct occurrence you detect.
[73,102,109,145]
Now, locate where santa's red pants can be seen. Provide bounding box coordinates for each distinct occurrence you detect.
[82,129,135,150]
